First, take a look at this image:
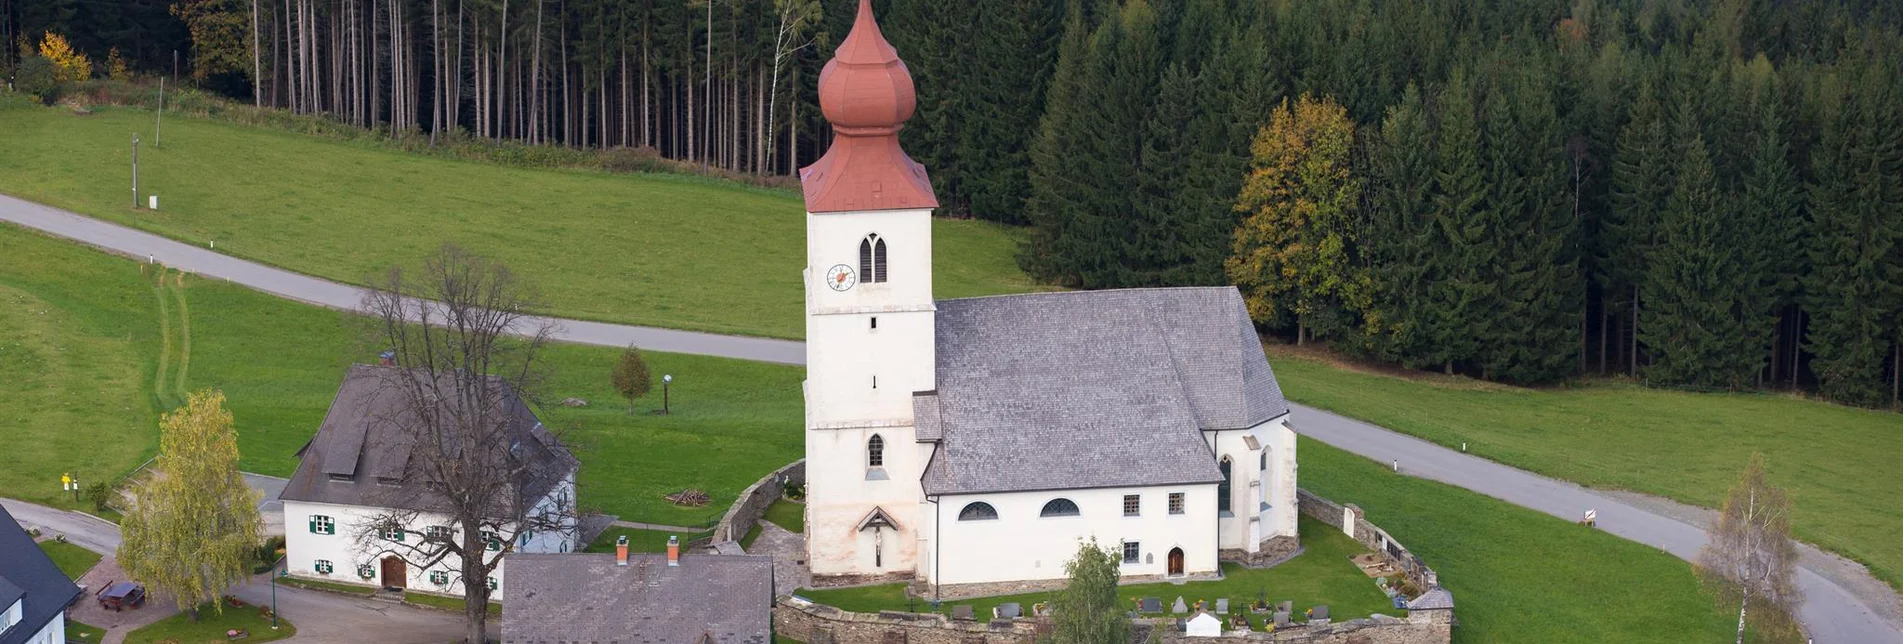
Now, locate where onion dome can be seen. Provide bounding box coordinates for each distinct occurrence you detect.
[799,0,937,213]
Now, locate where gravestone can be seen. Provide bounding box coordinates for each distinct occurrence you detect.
[1172,597,1188,614]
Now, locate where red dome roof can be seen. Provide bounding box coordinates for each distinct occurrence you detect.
[800,0,937,213]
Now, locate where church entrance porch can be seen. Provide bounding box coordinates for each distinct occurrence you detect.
[1168,548,1185,576]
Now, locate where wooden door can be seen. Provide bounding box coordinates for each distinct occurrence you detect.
[1168,548,1184,576]
[381,556,406,589]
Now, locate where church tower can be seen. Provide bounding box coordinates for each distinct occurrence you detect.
[799,0,937,582]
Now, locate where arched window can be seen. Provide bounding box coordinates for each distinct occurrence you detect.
[1218,457,1233,514]
[867,434,885,468]
[1260,451,1268,472]
[1039,498,1080,517]
[859,234,889,284]
[958,502,998,521]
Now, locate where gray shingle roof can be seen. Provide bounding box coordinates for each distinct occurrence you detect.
[921,287,1289,496]
[502,552,774,644]
[280,364,577,513]
[1407,587,1455,610]
[1,505,84,644]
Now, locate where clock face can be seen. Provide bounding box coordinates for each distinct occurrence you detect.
[826,264,857,291]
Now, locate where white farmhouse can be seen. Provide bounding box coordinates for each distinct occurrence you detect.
[0,505,81,644]
[801,0,1299,595]
[279,365,578,600]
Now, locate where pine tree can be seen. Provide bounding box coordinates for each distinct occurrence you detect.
[1805,61,1903,407]
[1420,72,1493,374]
[1642,126,1758,388]
[1601,78,1672,376]
[1359,83,1438,366]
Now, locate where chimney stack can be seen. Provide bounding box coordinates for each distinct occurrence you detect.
[615,535,629,566]
[666,535,680,567]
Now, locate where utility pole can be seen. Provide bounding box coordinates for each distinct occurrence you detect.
[131,134,141,209]
[155,77,165,147]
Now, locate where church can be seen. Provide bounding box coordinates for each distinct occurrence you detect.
[801,0,1299,595]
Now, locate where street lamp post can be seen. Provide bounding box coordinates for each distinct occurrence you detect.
[662,374,673,415]
[271,563,280,629]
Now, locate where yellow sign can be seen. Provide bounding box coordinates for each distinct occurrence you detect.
[61,473,71,487]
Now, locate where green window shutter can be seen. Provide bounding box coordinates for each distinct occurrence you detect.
[308,517,317,534]
[486,577,498,591]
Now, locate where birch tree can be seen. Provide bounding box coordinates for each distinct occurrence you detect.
[1695,453,1801,644]
[118,390,263,621]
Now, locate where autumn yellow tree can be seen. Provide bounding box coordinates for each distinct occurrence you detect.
[1226,94,1364,343]
[106,48,132,81]
[37,32,91,83]
[118,390,262,620]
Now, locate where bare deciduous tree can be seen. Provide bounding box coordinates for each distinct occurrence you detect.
[1695,452,1801,644]
[355,244,579,644]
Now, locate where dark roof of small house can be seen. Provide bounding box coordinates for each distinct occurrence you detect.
[0,505,84,644]
[920,287,1289,496]
[1407,588,1455,611]
[280,364,577,513]
[502,552,774,644]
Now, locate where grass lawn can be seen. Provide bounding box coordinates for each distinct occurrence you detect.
[799,515,1397,631]
[583,527,713,554]
[762,498,805,534]
[122,602,295,644]
[66,620,107,642]
[0,101,1044,339]
[1270,346,1903,592]
[0,224,802,525]
[37,540,103,579]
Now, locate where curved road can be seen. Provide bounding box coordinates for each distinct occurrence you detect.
[3,194,1898,642]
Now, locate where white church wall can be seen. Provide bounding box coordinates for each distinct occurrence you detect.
[927,485,1220,586]
[1209,416,1299,551]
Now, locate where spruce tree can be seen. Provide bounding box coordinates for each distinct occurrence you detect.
[1480,63,1581,385]
[1022,3,1095,284]
[1642,128,1758,388]
[1360,84,1438,366]
[1420,72,1494,374]
[1740,88,1804,382]
[1601,78,1672,376]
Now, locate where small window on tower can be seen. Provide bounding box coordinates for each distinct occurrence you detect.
[868,435,885,468]
[872,375,878,389]
[860,234,888,283]
[871,317,878,330]
[873,237,889,283]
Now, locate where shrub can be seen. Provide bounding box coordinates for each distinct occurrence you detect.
[37,32,91,83]
[14,56,56,104]
[83,481,115,512]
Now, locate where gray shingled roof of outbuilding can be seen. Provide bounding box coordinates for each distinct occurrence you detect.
[921,287,1289,496]
[502,552,774,644]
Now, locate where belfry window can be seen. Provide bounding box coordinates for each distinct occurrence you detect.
[859,234,889,283]
[868,435,885,467]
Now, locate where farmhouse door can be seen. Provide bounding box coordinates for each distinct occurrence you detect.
[1168,548,1184,576]
[381,556,406,590]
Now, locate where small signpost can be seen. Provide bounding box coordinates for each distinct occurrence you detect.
[131,134,140,209]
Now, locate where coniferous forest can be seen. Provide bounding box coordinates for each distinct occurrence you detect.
[6,0,1903,405]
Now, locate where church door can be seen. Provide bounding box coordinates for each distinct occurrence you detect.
[1168,548,1185,576]
[380,556,406,590]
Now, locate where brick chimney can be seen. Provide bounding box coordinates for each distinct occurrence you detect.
[666,535,680,567]
[615,535,629,566]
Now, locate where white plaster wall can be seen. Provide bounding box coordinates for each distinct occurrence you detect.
[805,206,936,578]
[925,485,1220,586]
[282,477,575,602]
[1207,416,1299,551]
[25,613,64,644]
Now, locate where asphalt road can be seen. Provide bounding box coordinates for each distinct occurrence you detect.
[0,194,803,365]
[3,193,1898,641]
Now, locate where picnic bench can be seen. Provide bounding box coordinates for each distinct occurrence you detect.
[96,581,145,611]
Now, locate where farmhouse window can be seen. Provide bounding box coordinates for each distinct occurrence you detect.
[382,527,405,542]
[314,559,334,574]
[429,571,450,585]
[309,515,335,535]
[356,564,375,579]
[483,530,502,551]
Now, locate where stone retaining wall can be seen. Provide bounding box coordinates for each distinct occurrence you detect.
[713,459,805,545]
[1295,490,1438,592]
[777,599,1451,644]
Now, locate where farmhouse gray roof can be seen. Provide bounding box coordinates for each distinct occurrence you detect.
[502,552,774,644]
[0,505,84,644]
[920,287,1289,496]
[281,364,577,513]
